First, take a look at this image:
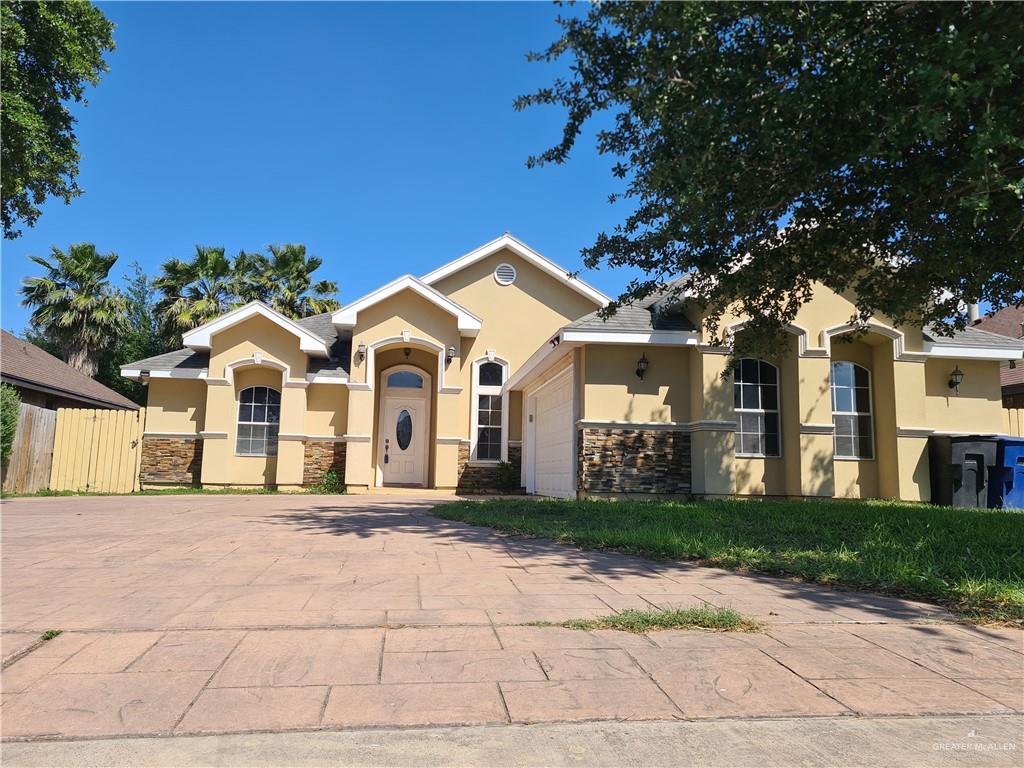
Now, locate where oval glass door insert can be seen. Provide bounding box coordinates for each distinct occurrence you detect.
[396,409,412,450]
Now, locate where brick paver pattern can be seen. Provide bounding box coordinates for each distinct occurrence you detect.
[1,495,1021,739]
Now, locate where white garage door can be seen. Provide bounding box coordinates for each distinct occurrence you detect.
[531,370,574,499]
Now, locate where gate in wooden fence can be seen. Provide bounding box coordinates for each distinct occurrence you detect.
[2,403,57,494]
[50,408,146,493]
[1006,408,1023,438]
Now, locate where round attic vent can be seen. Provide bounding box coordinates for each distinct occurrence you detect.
[494,263,517,286]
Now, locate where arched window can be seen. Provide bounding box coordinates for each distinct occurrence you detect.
[386,370,423,388]
[236,386,280,457]
[472,359,507,461]
[733,359,780,457]
[831,362,873,459]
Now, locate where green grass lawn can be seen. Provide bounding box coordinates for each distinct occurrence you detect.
[436,498,1024,624]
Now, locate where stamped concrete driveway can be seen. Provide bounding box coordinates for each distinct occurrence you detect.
[1,494,1021,741]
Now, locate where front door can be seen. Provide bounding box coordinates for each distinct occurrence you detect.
[378,366,431,487]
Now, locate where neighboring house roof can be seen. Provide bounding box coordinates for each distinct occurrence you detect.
[975,304,1024,340]
[183,301,331,357]
[973,305,1024,393]
[0,330,139,410]
[332,274,482,336]
[419,233,611,307]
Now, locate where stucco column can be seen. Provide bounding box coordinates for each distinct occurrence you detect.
[344,387,374,490]
[199,381,234,486]
[435,388,461,491]
[795,355,836,497]
[275,383,307,491]
[688,349,736,497]
[890,358,930,501]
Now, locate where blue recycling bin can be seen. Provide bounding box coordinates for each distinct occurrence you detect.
[990,438,1024,509]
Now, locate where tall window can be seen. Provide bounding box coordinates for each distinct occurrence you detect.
[474,360,505,461]
[831,362,873,459]
[733,359,780,457]
[237,386,280,457]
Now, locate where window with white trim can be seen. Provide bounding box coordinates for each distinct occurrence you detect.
[831,361,873,459]
[473,360,506,461]
[733,358,780,457]
[236,386,280,457]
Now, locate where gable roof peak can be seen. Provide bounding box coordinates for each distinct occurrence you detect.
[182,300,331,357]
[419,234,610,307]
[331,274,482,336]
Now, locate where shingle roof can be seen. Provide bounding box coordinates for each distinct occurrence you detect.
[566,303,697,333]
[975,305,1024,340]
[124,348,209,372]
[122,312,352,378]
[923,325,1024,350]
[1,330,139,409]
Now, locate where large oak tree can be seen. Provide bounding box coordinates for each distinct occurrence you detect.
[519,1,1024,352]
[1,1,115,239]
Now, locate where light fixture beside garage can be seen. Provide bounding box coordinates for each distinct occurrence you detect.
[948,365,965,393]
[356,343,366,364]
[636,353,649,380]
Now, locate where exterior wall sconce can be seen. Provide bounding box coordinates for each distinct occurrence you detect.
[403,347,411,360]
[948,365,965,393]
[636,353,649,380]
[355,343,366,364]
[550,335,561,348]
[446,345,456,365]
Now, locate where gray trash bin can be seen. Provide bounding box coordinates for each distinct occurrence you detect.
[928,435,999,508]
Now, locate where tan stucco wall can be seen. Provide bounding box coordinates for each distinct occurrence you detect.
[434,248,598,373]
[582,345,691,423]
[924,358,1005,433]
[305,384,348,437]
[208,315,310,380]
[144,379,206,434]
[200,366,283,487]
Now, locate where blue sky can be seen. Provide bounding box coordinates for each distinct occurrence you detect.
[2,1,639,333]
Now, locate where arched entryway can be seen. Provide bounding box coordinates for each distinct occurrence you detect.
[376,364,432,487]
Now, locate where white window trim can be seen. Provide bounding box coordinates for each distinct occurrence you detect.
[830,361,875,461]
[733,359,782,459]
[236,386,281,458]
[470,356,509,464]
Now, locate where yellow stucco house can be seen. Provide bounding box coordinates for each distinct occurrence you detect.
[122,234,1024,500]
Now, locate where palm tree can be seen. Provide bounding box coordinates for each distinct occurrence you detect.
[19,244,128,376]
[154,246,236,345]
[257,244,339,319]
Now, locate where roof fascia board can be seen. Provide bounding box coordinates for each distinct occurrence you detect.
[921,342,1024,361]
[182,302,330,357]
[505,336,580,393]
[561,329,701,346]
[420,234,610,307]
[332,275,482,336]
[120,367,208,381]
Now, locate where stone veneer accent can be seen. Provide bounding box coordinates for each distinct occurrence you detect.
[457,442,523,493]
[302,441,347,486]
[140,437,203,486]
[577,428,691,495]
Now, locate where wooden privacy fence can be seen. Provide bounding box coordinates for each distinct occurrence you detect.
[50,408,146,493]
[2,403,57,494]
[1006,408,1024,438]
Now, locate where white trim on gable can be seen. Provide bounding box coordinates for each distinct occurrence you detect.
[182,301,330,357]
[419,233,610,307]
[332,275,482,336]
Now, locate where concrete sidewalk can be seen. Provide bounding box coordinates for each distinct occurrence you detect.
[3,717,1022,768]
